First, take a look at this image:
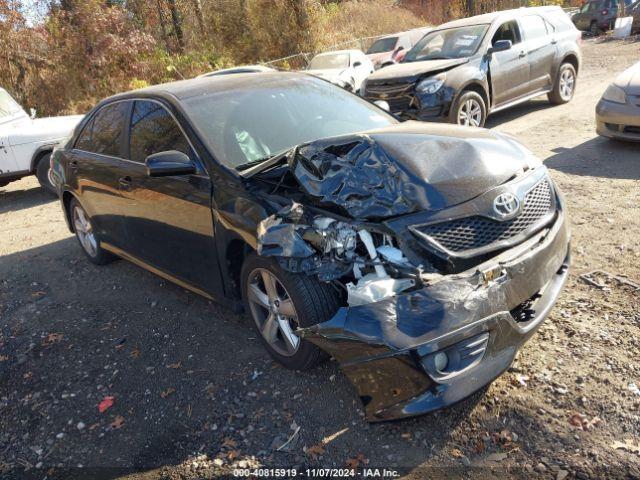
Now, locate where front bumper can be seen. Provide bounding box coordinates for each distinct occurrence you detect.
[364,86,456,122]
[299,209,570,421]
[596,98,640,142]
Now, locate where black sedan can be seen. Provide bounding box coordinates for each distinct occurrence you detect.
[50,72,570,421]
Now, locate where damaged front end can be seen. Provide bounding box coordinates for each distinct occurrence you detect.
[249,124,571,421]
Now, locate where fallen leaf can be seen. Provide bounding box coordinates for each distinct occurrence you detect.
[130,348,141,359]
[345,453,368,469]
[166,361,182,369]
[43,333,63,345]
[569,412,602,431]
[474,440,485,454]
[89,423,100,430]
[110,415,125,429]
[160,387,176,398]
[227,449,241,460]
[31,291,46,298]
[222,438,237,449]
[450,448,464,458]
[98,396,115,413]
[305,444,325,459]
[0,355,8,362]
[23,371,32,379]
[612,439,640,454]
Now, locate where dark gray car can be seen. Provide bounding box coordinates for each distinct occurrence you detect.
[572,0,633,34]
[362,6,582,127]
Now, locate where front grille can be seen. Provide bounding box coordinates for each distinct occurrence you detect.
[415,179,554,254]
[365,82,414,113]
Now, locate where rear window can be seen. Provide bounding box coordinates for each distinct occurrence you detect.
[367,37,398,54]
[75,102,129,157]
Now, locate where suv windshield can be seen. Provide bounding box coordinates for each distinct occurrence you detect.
[367,37,398,54]
[0,89,23,118]
[308,53,349,70]
[403,24,489,62]
[183,76,395,170]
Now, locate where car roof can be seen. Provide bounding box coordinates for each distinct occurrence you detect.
[103,71,317,103]
[313,49,362,56]
[437,6,564,29]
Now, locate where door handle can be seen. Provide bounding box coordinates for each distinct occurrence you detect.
[118,176,132,191]
[551,39,558,45]
[518,51,526,59]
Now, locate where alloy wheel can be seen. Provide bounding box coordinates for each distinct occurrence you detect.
[73,205,98,257]
[559,68,575,101]
[458,99,483,127]
[247,268,300,357]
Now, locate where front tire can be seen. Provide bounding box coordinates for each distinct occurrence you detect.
[35,153,56,195]
[69,198,116,265]
[548,63,577,105]
[452,90,487,128]
[241,253,341,370]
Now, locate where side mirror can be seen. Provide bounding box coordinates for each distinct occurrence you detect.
[488,39,513,55]
[373,100,390,112]
[353,61,362,67]
[145,150,196,177]
[30,108,37,119]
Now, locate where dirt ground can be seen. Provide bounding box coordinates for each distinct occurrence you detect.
[1,38,639,480]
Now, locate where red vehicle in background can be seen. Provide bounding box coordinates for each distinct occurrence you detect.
[366,27,431,69]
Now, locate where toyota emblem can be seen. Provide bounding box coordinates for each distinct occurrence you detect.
[493,192,520,218]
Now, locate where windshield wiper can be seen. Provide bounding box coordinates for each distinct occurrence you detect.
[235,156,274,172]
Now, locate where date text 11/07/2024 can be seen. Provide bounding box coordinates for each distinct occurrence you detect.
[232,468,401,478]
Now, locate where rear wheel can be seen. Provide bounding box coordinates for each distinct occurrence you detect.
[452,90,487,128]
[70,198,116,265]
[35,153,56,195]
[241,253,341,370]
[548,63,577,105]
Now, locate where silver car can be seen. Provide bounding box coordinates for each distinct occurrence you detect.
[596,61,640,141]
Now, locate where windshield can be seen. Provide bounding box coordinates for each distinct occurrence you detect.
[403,24,489,62]
[183,75,396,170]
[308,53,349,70]
[0,89,23,118]
[367,37,398,54]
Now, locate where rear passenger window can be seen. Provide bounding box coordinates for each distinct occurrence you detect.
[520,15,549,40]
[75,102,128,157]
[129,101,193,163]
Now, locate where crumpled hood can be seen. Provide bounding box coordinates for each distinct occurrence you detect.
[4,114,84,146]
[366,58,468,83]
[288,121,539,220]
[614,60,640,96]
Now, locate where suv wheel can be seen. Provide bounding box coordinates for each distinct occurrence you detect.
[70,198,116,265]
[35,153,56,195]
[241,253,341,370]
[548,63,577,105]
[452,91,487,128]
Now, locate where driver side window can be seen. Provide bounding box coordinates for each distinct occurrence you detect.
[129,100,194,163]
[492,20,522,46]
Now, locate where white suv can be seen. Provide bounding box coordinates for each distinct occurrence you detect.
[0,88,83,193]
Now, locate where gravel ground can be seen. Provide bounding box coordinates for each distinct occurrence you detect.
[1,39,639,480]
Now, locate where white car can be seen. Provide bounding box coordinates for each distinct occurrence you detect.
[0,88,83,193]
[306,49,374,93]
[198,65,275,78]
